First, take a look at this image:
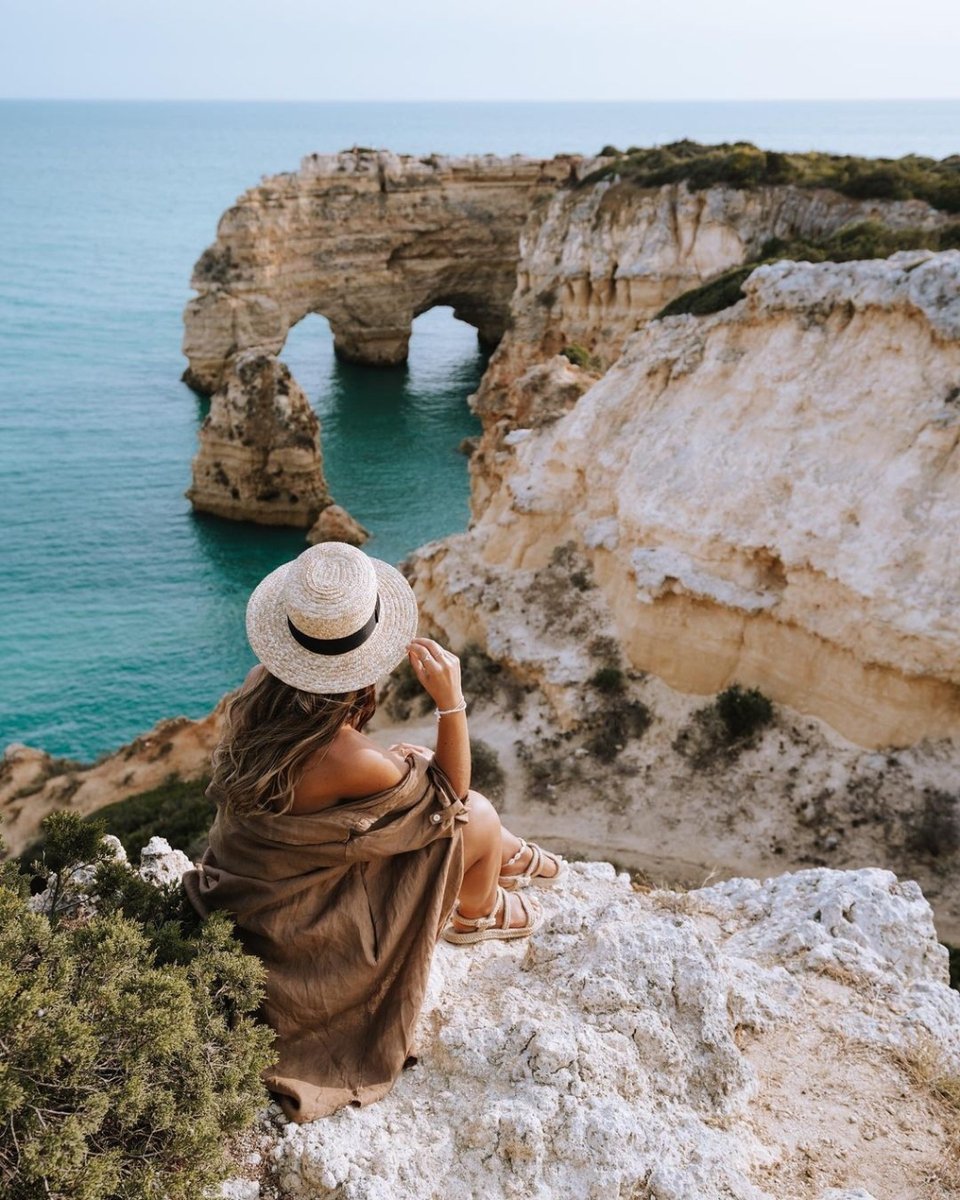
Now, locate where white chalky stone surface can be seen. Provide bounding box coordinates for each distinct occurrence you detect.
[261,861,959,1200]
[137,835,194,886]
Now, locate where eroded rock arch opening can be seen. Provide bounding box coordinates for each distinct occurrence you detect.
[286,306,488,559]
[187,304,488,559]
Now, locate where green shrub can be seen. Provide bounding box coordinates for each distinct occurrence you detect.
[469,738,506,802]
[944,942,960,991]
[380,656,434,720]
[561,343,591,368]
[582,139,960,212]
[904,788,960,860]
[673,683,775,769]
[458,642,502,693]
[588,667,626,695]
[585,700,654,762]
[760,218,955,263]
[0,811,276,1200]
[656,264,757,318]
[715,683,775,742]
[655,218,960,320]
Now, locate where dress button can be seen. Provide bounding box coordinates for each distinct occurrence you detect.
[430,812,443,824]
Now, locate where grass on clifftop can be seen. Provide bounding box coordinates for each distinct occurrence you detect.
[584,139,960,212]
[654,218,960,319]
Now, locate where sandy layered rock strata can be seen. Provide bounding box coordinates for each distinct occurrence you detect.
[468,178,953,505]
[414,251,960,749]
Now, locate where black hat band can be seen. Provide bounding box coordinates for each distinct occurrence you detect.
[287,594,381,656]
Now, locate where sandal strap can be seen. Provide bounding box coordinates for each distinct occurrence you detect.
[502,838,528,870]
[515,889,534,927]
[452,887,506,929]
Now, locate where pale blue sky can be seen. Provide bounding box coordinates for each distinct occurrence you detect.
[2,0,958,101]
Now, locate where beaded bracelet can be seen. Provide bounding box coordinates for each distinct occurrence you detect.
[435,696,467,719]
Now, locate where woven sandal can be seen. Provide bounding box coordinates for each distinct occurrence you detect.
[499,838,568,891]
[441,884,543,945]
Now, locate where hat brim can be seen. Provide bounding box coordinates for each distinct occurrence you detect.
[245,554,420,694]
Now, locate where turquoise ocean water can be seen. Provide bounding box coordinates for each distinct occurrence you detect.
[1,100,958,760]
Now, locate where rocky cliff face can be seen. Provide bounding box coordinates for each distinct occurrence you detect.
[468,179,953,507]
[28,836,960,1198]
[405,250,960,945]
[182,153,950,525]
[181,148,600,535]
[418,251,960,750]
[186,352,332,526]
[172,156,960,938]
[182,148,589,393]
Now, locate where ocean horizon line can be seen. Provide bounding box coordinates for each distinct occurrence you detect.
[2,95,959,106]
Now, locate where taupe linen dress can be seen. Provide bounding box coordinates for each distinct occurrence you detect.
[181,748,470,1124]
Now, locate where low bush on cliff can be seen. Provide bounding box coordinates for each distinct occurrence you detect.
[902,787,960,861]
[469,738,507,803]
[88,774,214,863]
[584,699,654,762]
[656,264,758,318]
[561,344,603,371]
[379,656,435,721]
[1,810,275,1200]
[582,139,960,212]
[588,666,627,695]
[715,683,774,742]
[760,218,960,262]
[655,218,960,319]
[673,683,775,769]
[17,774,216,884]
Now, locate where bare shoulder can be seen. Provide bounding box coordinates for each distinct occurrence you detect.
[291,728,409,814]
[333,729,410,798]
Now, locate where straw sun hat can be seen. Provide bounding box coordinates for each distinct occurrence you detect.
[245,542,420,694]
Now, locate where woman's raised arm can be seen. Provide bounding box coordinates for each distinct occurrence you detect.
[407,637,470,800]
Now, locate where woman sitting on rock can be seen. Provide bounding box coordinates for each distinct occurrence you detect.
[181,541,566,1124]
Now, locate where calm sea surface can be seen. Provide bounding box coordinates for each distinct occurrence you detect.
[1,100,958,759]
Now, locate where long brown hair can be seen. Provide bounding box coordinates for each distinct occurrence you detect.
[210,667,377,815]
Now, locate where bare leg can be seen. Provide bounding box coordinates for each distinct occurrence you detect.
[498,824,561,881]
[452,791,539,931]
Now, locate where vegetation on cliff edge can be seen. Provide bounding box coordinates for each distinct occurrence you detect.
[0,810,275,1200]
[654,218,960,319]
[17,773,217,882]
[583,139,960,212]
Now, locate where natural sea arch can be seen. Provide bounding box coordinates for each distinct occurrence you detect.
[280,307,488,564]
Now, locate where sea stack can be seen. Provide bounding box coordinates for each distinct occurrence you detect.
[186,351,333,528]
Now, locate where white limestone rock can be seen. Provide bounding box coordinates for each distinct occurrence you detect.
[138,835,194,886]
[26,834,194,917]
[264,862,959,1199]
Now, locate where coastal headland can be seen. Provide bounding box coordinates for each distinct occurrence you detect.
[7,140,960,947]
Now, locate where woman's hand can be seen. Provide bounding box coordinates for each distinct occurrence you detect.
[388,741,434,761]
[407,637,463,711]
